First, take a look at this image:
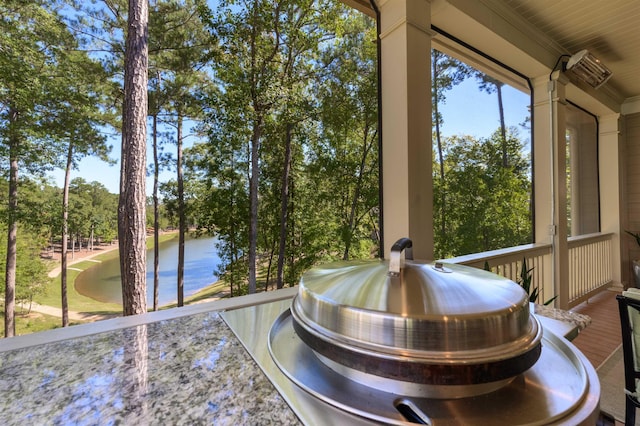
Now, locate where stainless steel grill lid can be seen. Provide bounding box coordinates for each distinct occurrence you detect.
[290,238,542,388]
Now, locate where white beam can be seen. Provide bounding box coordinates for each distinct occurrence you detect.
[379,0,434,260]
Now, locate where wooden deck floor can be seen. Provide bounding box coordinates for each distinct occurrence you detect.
[569,288,624,425]
[571,287,622,369]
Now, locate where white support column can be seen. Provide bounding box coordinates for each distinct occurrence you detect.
[599,113,623,287]
[550,71,570,309]
[379,0,433,260]
[532,72,570,308]
[532,76,554,303]
[532,76,553,246]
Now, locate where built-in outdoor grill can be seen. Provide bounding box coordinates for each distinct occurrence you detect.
[222,238,600,425]
[287,237,542,400]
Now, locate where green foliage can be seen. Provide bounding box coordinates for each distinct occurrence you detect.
[0,310,86,336]
[189,1,379,293]
[10,178,61,238]
[0,0,538,309]
[0,226,48,306]
[432,51,473,252]
[517,257,536,302]
[146,197,172,231]
[68,178,119,244]
[313,14,379,261]
[432,50,533,260]
[1,0,117,332]
[1,0,115,170]
[0,176,118,246]
[516,257,556,305]
[433,128,532,258]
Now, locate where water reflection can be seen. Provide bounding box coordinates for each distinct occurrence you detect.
[192,338,226,371]
[123,325,149,423]
[53,373,121,425]
[75,236,220,306]
[50,326,150,425]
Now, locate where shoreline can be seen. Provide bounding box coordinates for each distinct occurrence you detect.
[46,243,121,278]
[156,280,228,308]
[39,234,227,318]
[46,231,180,278]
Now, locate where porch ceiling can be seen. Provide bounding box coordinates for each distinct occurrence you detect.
[501,0,640,103]
[349,0,639,108]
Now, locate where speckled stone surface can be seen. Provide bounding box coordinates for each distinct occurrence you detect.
[0,312,300,425]
[0,292,592,426]
[534,303,592,330]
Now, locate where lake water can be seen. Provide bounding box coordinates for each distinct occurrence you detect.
[75,236,220,306]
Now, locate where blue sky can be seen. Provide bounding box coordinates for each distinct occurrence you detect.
[439,78,530,141]
[47,122,201,195]
[47,73,530,195]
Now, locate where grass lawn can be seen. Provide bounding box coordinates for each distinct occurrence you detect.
[38,233,179,315]
[160,280,229,309]
[8,233,272,336]
[5,276,231,336]
[38,262,123,315]
[2,310,87,336]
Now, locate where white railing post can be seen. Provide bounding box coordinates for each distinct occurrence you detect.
[567,233,614,307]
[444,233,613,308]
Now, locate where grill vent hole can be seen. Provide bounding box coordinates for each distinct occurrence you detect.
[394,398,432,425]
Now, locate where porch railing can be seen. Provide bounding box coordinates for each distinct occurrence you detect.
[443,232,613,308]
[567,233,613,306]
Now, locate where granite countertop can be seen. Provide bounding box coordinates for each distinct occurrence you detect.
[533,303,591,341]
[0,310,300,425]
[0,288,592,425]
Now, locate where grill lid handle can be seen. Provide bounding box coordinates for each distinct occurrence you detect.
[388,238,413,276]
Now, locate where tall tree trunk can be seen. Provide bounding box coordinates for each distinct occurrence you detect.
[118,0,148,316]
[61,142,73,327]
[229,226,236,298]
[229,158,237,298]
[265,238,276,292]
[343,126,374,261]
[286,176,296,288]
[248,120,261,294]
[246,0,280,294]
[152,113,160,311]
[4,107,19,338]
[433,56,446,248]
[497,83,508,168]
[276,123,293,289]
[177,113,185,306]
